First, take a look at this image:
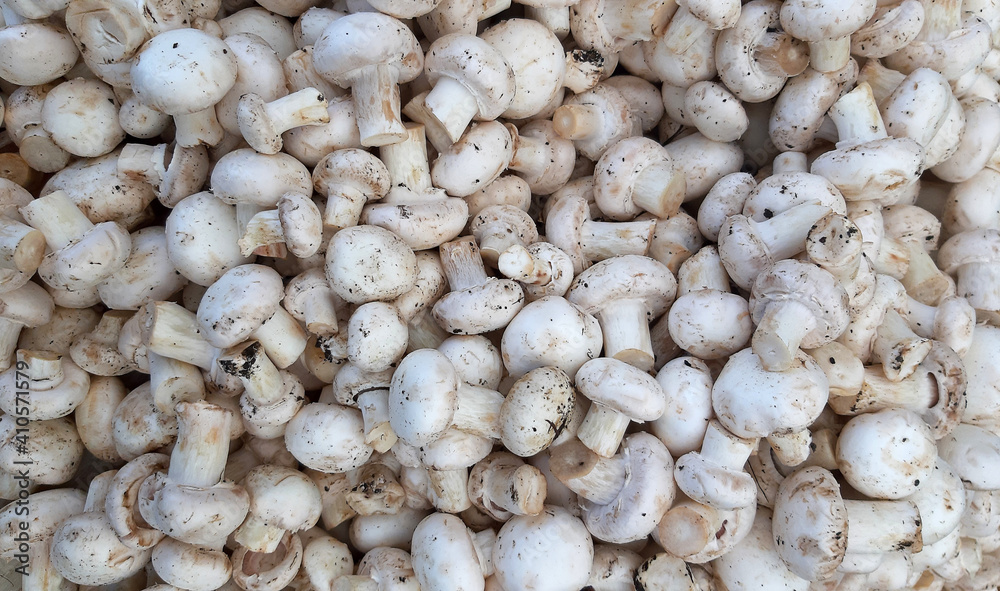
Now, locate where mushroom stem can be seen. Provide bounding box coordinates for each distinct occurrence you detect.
[844,499,923,554]
[548,439,626,504]
[553,104,603,140]
[766,429,812,467]
[576,403,632,459]
[699,420,758,472]
[678,246,730,293]
[915,0,961,42]
[238,209,284,257]
[631,159,686,218]
[752,300,818,371]
[428,468,472,513]
[771,151,808,174]
[857,59,906,104]
[498,245,552,286]
[173,107,224,148]
[829,366,938,415]
[19,190,92,250]
[440,237,490,291]
[146,301,219,370]
[117,143,168,186]
[871,309,931,381]
[661,6,709,54]
[595,298,655,370]
[453,384,504,440]
[249,307,307,369]
[900,242,952,305]
[17,350,63,386]
[149,352,206,414]
[0,217,45,274]
[657,498,732,558]
[755,203,832,261]
[357,389,397,453]
[350,63,408,147]
[322,181,370,230]
[263,87,331,132]
[381,124,434,195]
[580,218,656,260]
[755,31,810,77]
[509,130,550,179]
[0,320,20,371]
[217,341,284,406]
[168,401,231,488]
[24,539,68,591]
[300,293,340,338]
[807,37,852,74]
[828,83,888,147]
[408,312,449,351]
[424,76,481,144]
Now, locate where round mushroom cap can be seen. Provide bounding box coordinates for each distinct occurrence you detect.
[313,148,391,202]
[312,12,423,87]
[500,296,603,380]
[712,348,828,439]
[937,424,1000,491]
[567,255,676,319]
[0,23,78,86]
[411,513,485,591]
[431,120,514,197]
[575,357,666,421]
[836,408,937,499]
[242,465,322,531]
[479,19,566,120]
[425,33,515,120]
[277,193,323,258]
[500,366,576,457]
[0,488,86,556]
[779,0,877,41]
[196,264,284,349]
[809,137,924,203]
[325,225,418,304]
[431,278,525,335]
[583,432,676,544]
[750,259,850,349]
[771,466,847,581]
[544,194,589,272]
[593,136,684,221]
[937,228,1000,274]
[212,149,313,207]
[42,78,125,158]
[388,349,459,447]
[50,511,151,586]
[131,28,238,116]
[284,402,373,473]
[493,505,594,591]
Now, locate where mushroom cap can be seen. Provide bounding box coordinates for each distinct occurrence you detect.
[836,408,937,499]
[284,402,373,473]
[0,23,78,87]
[493,505,594,591]
[50,511,152,586]
[712,348,828,439]
[567,255,676,319]
[593,136,684,221]
[771,466,847,581]
[137,472,250,548]
[131,28,238,116]
[743,166,846,222]
[312,12,423,87]
[544,194,589,271]
[779,0,877,41]
[313,148,391,202]
[165,191,250,287]
[277,192,324,258]
[673,421,757,511]
[479,18,566,120]
[388,349,459,447]
[809,137,924,203]
[0,488,86,556]
[41,77,124,158]
[325,225,418,304]
[500,366,576,457]
[212,149,313,207]
[583,432,676,544]
[98,226,188,311]
[937,423,1000,491]
[197,264,284,349]
[425,33,515,120]
[470,205,538,265]
[903,457,966,546]
[431,278,525,335]
[431,120,514,197]
[283,267,336,323]
[411,513,486,591]
[242,465,322,531]
[749,259,850,350]
[361,198,470,251]
[937,228,1000,274]
[667,291,753,360]
[575,357,666,421]
[500,296,603,380]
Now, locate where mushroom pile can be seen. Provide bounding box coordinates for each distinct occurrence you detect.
[3,0,1000,589]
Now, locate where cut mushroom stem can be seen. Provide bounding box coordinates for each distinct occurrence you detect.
[19,190,93,251]
[756,31,811,77]
[357,389,396,452]
[581,219,656,260]
[766,429,813,467]
[752,300,818,371]
[168,400,232,488]
[595,299,655,368]
[829,365,938,416]
[576,403,632,458]
[217,340,283,407]
[498,245,553,285]
[0,217,44,274]
[844,499,923,555]
[353,64,408,146]
[440,237,491,291]
[117,143,169,186]
[471,453,546,517]
[149,352,206,414]
[871,309,931,382]
[900,242,952,305]
[145,302,219,370]
[381,124,434,195]
[548,439,626,505]
[423,77,481,145]
[827,82,888,147]
[553,103,602,140]
[452,385,504,440]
